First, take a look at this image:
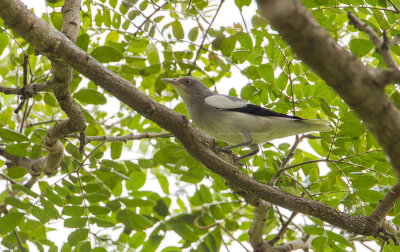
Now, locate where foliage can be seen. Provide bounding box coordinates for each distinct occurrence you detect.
[0,0,399,251]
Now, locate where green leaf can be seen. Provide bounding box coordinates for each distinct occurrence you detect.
[44,93,57,107]
[41,198,60,219]
[303,226,324,235]
[11,184,38,198]
[236,32,253,50]
[350,175,378,189]
[4,197,31,210]
[91,217,115,227]
[157,174,169,194]
[349,39,374,57]
[111,142,123,159]
[50,12,63,31]
[88,206,111,215]
[142,232,163,252]
[76,34,90,51]
[0,128,29,142]
[74,89,107,105]
[45,190,64,207]
[188,27,198,42]
[173,224,198,242]
[62,206,85,217]
[358,190,384,203]
[154,199,169,217]
[90,46,123,63]
[120,198,157,207]
[126,172,146,191]
[7,165,28,179]
[234,0,251,9]
[116,209,154,230]
[32,206,51,223]
[103,8,111,27]
[130,231,146,248]
[0,33,8,56]
[64,217,87,228]
[326,230,353,247]
[312,236,326,250]
[172,21,184,40]
[68,228,88,246]
[220,36,237,56]
[6,143,29,157]
[86,192,110,203]
[79,241,91,252]
[258,64,274,83]
[146,44,160,64]
[0,212,24,234]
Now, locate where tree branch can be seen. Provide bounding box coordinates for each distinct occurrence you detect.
[66,132,172,143]
[348,12,398,70]
[365,182,400,234]
[249,200,270,251]
[1,0,399,241]
[39,0,84,175]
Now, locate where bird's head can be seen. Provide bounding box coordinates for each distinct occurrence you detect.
[162,76,210,102]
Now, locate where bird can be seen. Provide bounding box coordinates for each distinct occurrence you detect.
[162,76,331,160]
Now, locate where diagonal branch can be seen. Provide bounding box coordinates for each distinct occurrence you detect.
[189,0,224,74]
[365,181,400,235]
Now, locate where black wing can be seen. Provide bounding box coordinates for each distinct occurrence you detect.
[223,104,303,120]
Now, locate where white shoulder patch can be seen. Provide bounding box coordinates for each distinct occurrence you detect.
[205,95,248,109]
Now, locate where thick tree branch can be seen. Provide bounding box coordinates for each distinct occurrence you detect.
[0,0,398,241]
[249,200,270,251]
[39,0,84,175]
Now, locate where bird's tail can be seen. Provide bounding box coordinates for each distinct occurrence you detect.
[301,119,331,132]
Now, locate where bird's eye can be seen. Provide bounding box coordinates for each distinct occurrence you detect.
[185,80,190,85]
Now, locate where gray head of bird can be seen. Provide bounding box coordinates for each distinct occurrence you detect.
[162,76,211,102]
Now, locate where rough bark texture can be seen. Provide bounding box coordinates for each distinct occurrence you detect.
[0,0,397,240]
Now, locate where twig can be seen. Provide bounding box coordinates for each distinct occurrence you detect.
[269,134,312,185]
[66,132,172,143]
[189,0,225,75]
[79,131,86,153]
[74,140,105,173]
[0,173,16,184]
[348,12,397,70]
[388,0,400,13]
[26,119,64,128]
[131,1,171,38]
[13,229,26,252]
[193,215,219,230]
[269,211,298,244]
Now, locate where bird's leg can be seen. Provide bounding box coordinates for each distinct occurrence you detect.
[223,141,252,150]
[223,132,260,161]
[237,144,259,160]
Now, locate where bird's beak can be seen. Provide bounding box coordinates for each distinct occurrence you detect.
[162,78,180,86]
